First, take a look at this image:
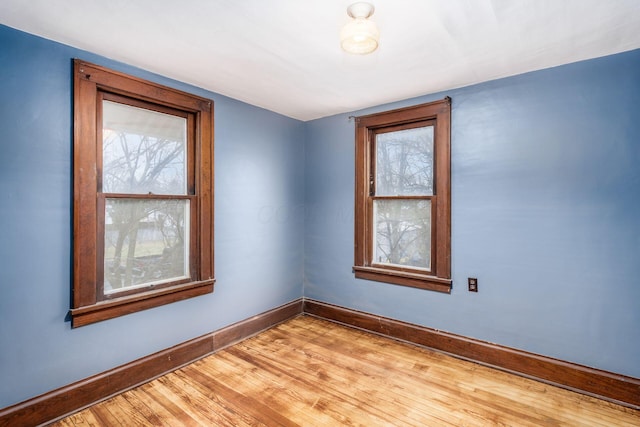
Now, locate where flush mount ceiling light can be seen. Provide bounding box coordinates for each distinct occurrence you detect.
[340,2,379,55]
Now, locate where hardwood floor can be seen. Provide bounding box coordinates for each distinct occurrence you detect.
[51,316,640,426]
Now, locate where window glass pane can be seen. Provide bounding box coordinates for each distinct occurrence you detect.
[373,199,431,270]
[102,100,187,195]
[376,126,434,196]
[104,198,190,294]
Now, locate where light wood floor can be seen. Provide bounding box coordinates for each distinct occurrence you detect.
[52,316,639,426]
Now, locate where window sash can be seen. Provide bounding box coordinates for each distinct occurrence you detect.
[98,92,196,196]
[372,122,435,197]
[369,196,434,274]
[97,195,197,300]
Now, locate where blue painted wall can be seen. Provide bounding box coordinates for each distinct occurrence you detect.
[0,24,304,408]
[1,21,639,410]
[305,48,640,378]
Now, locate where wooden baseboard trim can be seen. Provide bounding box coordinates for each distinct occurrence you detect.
[212,298,304,350]
[4,296,637,426]
[303,298,640,409]
[0,298,303,427]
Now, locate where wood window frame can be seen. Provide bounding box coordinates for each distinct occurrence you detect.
[72,60,215,327]
[353,98,452,293]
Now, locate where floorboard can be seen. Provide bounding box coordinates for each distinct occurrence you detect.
[50,315,640,426]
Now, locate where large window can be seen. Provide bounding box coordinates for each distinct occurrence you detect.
[353,98,451,293]
[72,60,214,327]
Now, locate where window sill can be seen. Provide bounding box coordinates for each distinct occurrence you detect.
[353,266,451,293]
[70,279,215,327]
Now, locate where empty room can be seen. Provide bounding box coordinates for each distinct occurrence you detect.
[1,1,639,425]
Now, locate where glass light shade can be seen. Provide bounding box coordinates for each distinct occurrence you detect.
[340,18,379,55]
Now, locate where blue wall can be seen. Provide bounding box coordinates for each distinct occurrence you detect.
[305,48,640,378]
[0,25,304,408]
[1,22,639,410]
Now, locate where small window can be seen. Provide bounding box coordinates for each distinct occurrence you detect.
[72,60,215,327]
[353,98,451,293]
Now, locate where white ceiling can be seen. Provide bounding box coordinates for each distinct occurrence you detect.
[1,0,639,121]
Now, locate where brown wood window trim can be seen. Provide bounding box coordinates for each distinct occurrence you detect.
[353,98,452,293]
[72,60,215,327]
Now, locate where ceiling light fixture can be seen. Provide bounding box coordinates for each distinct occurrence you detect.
[340,2,379,55]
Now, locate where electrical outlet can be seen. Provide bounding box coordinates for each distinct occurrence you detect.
[468,277,478,292]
